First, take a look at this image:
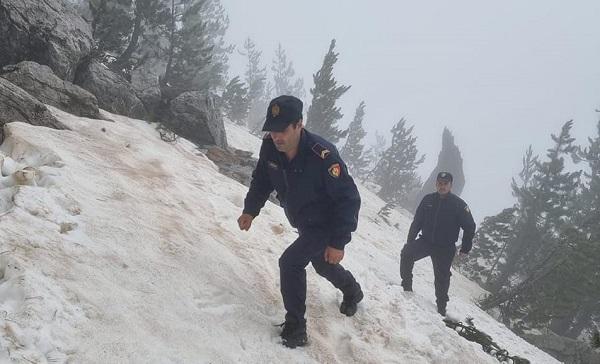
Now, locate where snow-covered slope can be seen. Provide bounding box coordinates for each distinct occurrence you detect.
[0,109,558,363]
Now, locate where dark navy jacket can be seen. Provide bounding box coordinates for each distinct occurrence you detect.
[407,192,476,253]
[243,130,361,250]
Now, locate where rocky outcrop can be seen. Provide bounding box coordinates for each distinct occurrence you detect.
[0,0,93,81]
[0,78,67,142]
[412,127,465,212]
[130,60,163,114]
[1,61,100,119]
[205,147,255,187]
[160,92,227,148]
[74,61,147,119]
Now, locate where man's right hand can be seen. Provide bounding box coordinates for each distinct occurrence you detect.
[237,213,254,231]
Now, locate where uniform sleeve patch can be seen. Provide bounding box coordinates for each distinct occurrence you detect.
[311,143,331,159]
[328,163,341,178]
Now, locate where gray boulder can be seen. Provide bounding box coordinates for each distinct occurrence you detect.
[0,78,68,142]
[0,0,93,81]
[205,147,255,186]
[1,61,100,119]
[162,92,227,148]
[74,61,147,119]
[130,60,163,113]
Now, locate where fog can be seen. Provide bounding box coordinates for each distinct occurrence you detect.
[222,0,600,222]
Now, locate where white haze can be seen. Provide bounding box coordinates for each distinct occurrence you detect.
[0,107,559,363]
[222,0,600,222]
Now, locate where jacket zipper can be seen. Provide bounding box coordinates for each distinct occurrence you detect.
[431,197,443,243]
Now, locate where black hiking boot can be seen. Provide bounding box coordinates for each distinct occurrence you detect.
[340,284,364,317]
[279,319,307,348]
[401,281,413,292]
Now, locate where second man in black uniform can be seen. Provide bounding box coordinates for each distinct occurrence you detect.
[238,95,363,348]
[400,172,476,316]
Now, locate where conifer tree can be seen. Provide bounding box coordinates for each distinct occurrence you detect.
[362,131,387,181]
[461,207,518,288]
[191,0,233,91]
[88,0,134,59]
[558,118,600,338]
[161,0,214,99]
[371,118,424,209]
[481,122,583,330]
[306,39,350,144]
[242,38,268,133]
[221,76,249,124]
[271,44,304,97]
[340,101,369,177]
[87,0,171,77]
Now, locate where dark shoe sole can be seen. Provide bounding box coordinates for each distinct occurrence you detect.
[282,336,308,348]
[340,290,364,317]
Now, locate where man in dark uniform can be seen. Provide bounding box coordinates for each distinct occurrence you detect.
[238,95,363,348]
[400,172,476,316]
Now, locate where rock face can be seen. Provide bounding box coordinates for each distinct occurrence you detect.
[74,61,147,119]
[1,61,100,119]
[205,147,255,187]
[130,60,164,114]
[0,78,67,142]
[412,127,465,212]
[162,92,227,148]
[0,0,93,81]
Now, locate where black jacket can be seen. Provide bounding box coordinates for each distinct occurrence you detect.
[407,192,476,253]
[243,129,361,250]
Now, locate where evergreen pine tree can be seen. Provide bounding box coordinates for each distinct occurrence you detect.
[460,207,518,288]
[88,0,134,60]
[362,131,387,182]
[161,0,214,99]
[113,0,171,77]
[340,101,369,177]
[221,76,249,124]
[557,118,600,338]
[488,146,539,292]
[191,0,233,91]
[413,128,464,212]
[371,118,424,209]
[306,39,350,144]
[481,122,583,332]
[577,119,600,239]
[271,44,304,97]
[87,0,171,78]
[242,38,268,133]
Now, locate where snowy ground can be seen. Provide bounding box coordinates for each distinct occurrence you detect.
[0,109,559,363]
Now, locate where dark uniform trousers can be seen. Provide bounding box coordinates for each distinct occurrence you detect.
[279,228,358,323]
[400,239,456,307]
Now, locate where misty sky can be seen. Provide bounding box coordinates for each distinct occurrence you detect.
[221,0,600,222]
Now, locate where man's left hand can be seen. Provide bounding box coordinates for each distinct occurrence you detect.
[324,246,344,264]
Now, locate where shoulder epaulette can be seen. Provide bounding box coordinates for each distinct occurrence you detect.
[311,143,331,160]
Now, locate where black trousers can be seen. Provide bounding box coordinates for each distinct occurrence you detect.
[279,229,359,323]
[400,239,456,308]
